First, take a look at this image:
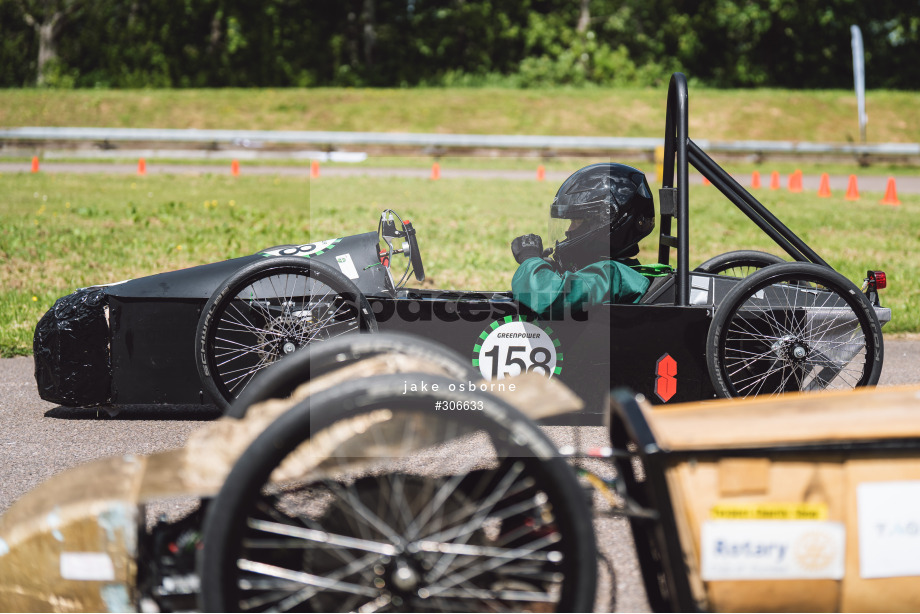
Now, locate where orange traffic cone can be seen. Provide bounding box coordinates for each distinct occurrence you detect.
[817,173,831,198]
[310,160,320,178]
[845,175,859,200]
[536,165,545,181]
[231,159,240,177]
[788,169,803,193]
[770,171,780,190]
[31,156,39,173]
[881,176,900,205]
[751,171,761,189]
[431,162,440,180]
[138,158,147,176]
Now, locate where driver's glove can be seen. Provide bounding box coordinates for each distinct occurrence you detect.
[511,234,544,264]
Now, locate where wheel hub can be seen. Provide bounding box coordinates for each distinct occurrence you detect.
[391,560,420,591]
[255,313,308,361]
[369,557,423,606]
[773,335,809,363]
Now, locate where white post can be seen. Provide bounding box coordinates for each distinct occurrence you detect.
[851,25,867,143]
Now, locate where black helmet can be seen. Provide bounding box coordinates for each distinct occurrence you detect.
[548,162,655,271]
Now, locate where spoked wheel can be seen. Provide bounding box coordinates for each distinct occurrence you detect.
[198,373,597,612]
[706,262,883,398]
[196,257,377,411]
[228,331,477,419]
[694,250,785,277]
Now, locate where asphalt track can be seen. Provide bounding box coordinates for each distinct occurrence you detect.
[2,337,919,611]
[2,161,920,195]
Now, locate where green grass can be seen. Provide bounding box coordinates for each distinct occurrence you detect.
[1,171,917,356]
[2,87,920,144]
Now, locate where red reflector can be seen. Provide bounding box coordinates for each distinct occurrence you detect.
[871,270,887,290]
[654,353,677,402]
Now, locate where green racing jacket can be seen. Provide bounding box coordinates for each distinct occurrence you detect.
[511,257,650,315]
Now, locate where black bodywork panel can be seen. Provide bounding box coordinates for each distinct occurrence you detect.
[33,221,722,415]
[109,297,203,405]
[35,281,716,417]
[374,291,713,415]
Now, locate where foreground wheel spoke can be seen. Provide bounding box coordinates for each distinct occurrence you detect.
[422,532,562,598]
[242,553,383,612]
[247,518,398,556]
[237,559,379,598]
[413,539,562,562]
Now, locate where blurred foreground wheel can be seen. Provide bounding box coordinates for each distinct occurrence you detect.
[198,373,597,612]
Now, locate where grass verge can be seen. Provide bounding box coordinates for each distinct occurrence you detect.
[2,87,920,144]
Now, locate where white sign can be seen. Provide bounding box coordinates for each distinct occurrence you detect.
[858,481,920,578]
[335,253,360,280]
[475,320,558,380]
[701,520,845,581]
[689,274,711,305]
[60,552,116,581]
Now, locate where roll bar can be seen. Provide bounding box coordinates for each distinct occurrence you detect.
[658,73,828,306]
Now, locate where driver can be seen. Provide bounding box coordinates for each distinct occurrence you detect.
[510,162,655,315]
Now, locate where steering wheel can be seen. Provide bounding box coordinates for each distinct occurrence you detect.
[404,220,425,281]
[377,209,425,285]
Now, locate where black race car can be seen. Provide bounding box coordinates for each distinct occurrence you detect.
[34,74,890,420]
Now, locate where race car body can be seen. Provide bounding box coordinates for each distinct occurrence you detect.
[33,73,892,418]
[33,228,720,414]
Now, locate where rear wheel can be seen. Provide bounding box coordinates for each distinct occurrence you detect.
[198,373,597,612]
[694,250,785,277]
[706,262,883,398]
[196,257,377,411]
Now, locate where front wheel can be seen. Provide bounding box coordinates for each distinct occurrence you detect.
[196,257,377,411]
[706,262,883,398]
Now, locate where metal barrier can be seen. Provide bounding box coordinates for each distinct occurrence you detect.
[2,126,918,158]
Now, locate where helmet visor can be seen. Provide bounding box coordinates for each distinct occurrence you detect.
[548,217,589,247]
[550,199,608,220]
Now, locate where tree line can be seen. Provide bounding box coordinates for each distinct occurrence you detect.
[1,0,918,89]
